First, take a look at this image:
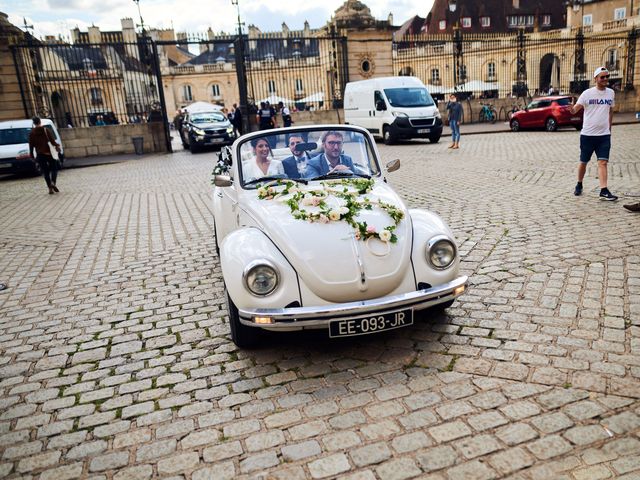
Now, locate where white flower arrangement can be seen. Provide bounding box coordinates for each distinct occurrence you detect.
[257,178,404,244]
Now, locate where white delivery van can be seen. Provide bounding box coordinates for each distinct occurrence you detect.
[343,76,442,144]
[0,119,64,176]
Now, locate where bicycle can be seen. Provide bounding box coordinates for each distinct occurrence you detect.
[478,102,497,124]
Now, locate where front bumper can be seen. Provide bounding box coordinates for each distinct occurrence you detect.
[391,117,443,139]
[238,275,468,329]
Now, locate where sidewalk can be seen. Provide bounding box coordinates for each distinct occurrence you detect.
[446,111,639,136]
[33,112,640,170]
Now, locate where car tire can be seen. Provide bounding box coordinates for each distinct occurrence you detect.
[382,126,395,145]
[510,119,520,132]
[189,140,200,154]
[545,117,558,132]
[428,135,440,143]
[227,291,261,349]
[575,124,583,131]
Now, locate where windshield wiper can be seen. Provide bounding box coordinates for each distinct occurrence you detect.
[244,176,308,187]
[312,171,371,181]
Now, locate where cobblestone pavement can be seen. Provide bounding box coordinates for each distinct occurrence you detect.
[0,125,639,480]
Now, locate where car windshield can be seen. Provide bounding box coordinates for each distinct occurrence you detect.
[384,87,435,107]
[0,128,30,146]
[555,97,571,106]
[238,128,380,188]
[191,112,226,123]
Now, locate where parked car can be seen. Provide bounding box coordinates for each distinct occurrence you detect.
[510,96,583,132]
[180,110,235,153]
[0,119,64,176]
[212,125,468,348]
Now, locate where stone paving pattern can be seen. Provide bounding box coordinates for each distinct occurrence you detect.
[0,125,639,479]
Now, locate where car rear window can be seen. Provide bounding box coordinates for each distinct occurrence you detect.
[0,128,30,146]
[555,98,571,106]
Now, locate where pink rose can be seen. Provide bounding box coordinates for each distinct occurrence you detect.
[366,226,376,233]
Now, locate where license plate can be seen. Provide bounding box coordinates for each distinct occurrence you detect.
[571,117,580,121]
[0,163,12,169]
[329,309,413,338]
[417,128,431,134]
[209,138,225,143]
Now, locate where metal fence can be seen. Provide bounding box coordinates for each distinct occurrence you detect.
[392,28,638,101]
[242,34,348,112]
[11,38,165,128]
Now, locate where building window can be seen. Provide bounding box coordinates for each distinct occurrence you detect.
[487,62,496,80]
[182,85,192,101]
[583,14,593,26]
[507,15,535,27]
[481,16,491,27]
[431,68,440,84]
[211,84,221,98]
[295,78,304,93]
[458,64,467,81]
[267,80,276,94]
[90,87,102,105]
[461,17,471,28]
[614,8,626,20]
[607,49,619,70]
[439,20,447,30]
[542,15,551,26]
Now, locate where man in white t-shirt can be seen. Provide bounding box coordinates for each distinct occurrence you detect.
[570,67,617,201]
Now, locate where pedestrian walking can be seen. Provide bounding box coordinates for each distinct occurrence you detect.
[570,67,618,201]
[28,116,61,195]
[446,94,462,149]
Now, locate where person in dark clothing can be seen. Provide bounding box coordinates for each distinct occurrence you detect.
[446,94,463,149]
[28,116,61,194]
[257,102,277,130]
[232,103,243,135]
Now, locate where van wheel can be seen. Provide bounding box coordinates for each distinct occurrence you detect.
[428,135,440,144]
[383,126,394,145]
[227,291,261,349]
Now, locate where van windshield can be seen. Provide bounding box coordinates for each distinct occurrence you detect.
[384,88,435,108]
[0,128,30,146]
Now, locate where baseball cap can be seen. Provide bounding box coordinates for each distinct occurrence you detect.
[593,67,609,78]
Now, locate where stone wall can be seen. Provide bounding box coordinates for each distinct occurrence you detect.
[60,123,166,158]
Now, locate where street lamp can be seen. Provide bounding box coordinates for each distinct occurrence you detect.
[231,0,244,36]
[132,0,146,35]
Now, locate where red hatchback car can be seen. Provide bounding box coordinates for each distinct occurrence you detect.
[510,96,583,132]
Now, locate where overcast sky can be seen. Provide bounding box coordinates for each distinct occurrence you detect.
[1,0,434,40]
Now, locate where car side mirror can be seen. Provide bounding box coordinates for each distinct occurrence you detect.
[214,175,233,187]
[386,158,400,172]
[376,100,386,111]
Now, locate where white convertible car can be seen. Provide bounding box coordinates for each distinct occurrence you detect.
[213,125,468,348]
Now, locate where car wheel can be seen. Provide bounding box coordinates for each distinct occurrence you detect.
[545,117,558,132]
[510,119,520,132]
[428,135,440,143]
[383,126,394,145]
[227,291,261,349]
[575,124,582,131]
[28,161,42,177]
[189,141,200,154]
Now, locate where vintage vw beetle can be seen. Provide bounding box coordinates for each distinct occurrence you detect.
[213,125,467,348]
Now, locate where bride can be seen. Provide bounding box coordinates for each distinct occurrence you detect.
[243,137,284,182]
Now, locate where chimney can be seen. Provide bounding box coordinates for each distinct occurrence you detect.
[88,25,101,44]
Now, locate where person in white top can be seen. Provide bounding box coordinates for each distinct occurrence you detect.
[569,67,617,201]
[242,137,284,183]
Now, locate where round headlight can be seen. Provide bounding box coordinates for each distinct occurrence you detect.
[243,261,279,296]
[426,236,456,269]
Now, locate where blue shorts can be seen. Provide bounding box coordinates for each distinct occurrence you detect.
[580,135,611,163]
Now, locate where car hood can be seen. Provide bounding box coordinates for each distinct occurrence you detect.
[241,180,414,303]
[191,120,230,129]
